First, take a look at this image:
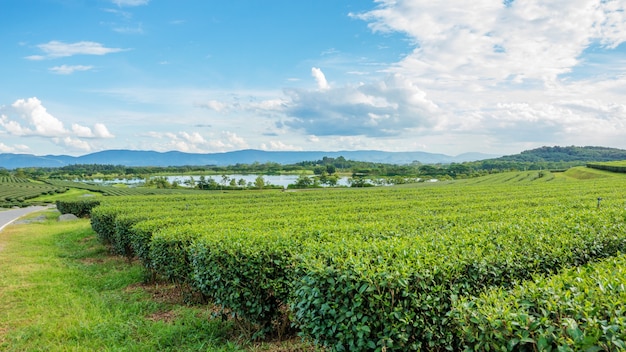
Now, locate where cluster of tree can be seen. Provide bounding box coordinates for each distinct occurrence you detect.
[6,146,626,185]
[144,174,282,190]
[496,146,626,163]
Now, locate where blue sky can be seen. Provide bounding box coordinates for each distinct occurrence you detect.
[1,0,625,157]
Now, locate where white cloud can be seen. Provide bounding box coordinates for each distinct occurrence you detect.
[112,0,149,6]
[142,130,248,153]
[199,100,228,112]
[56,136,92,152]
[248,99,286,111]
[49,65,94,75]
[93,123,115,138]
[0,98,115,154]
[311,67,329,90]
[112,24,144,34]
[0,142,15,153]
[72,123,95,137]
[26,41,127,60]
[282,72,438,137]
[223,131,248,149]
[0,142,30,153]
[197,97,287,114]
[278,0,626,154]
[10,97,66,136]
[260,140,303,151]
[355,0,626,85]
[179,131,207,145]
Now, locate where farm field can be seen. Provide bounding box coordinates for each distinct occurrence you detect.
[45,179,205,196]
[587,160,626,174]
[73,168,626,351]
[0,177,68,208]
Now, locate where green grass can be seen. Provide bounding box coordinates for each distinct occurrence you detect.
[31,188,102,203]
[558,166,621,180]
[0,210,240,352]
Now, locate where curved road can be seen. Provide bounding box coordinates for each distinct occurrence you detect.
[0,206,48,233]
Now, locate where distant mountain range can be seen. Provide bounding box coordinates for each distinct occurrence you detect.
[0,149,500,169]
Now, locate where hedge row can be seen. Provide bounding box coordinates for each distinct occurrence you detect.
[291,209,626,351]
[56,199,100,218]
[80,176,626,350]
[587,162,626,174]
[454,253,626,351]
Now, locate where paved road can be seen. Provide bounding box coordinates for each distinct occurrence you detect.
[0,206,48,233]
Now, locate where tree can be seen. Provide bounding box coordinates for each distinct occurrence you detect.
[254,175,265,189]
[313,166,326,175]
[293,174,313,188]
[197,175,208,190]
[184,176,196,188]
[153,176,171,188]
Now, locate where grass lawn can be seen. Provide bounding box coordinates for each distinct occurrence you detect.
[0,209,239,352]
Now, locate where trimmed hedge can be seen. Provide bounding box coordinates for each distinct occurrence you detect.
[189,228,305,338]
[290,209,626,351]
[84,177,626,349]
[56,199,100,218]
[454,253,626,351]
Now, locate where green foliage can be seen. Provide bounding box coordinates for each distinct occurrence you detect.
[149,227,200,286]
[587,160,626,173]
[86,172,626,349]
[55,199,100,218]
[454,253,626,351]
[291,205,626,351]
[0,179,68,207]
[189,229,304,338]
[90,205,123,245]
[46,179,203,196]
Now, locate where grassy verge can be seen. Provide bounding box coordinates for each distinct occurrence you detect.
[0,210,320,351]
[0,210,238,352]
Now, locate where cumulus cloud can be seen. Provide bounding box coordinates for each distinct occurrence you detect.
[93,123,115,138]
[49,65,94,75]
[0,98,115,153]
[354,0,626,85]
[71,123,95,137]
[283,72,438,137]
[143,130,248,152]
[294,0,626,153]
[260,140,303,151]
[26,41,127,60]
[56,136,92,152]
[311,67,329,90]
[0,142,30,153]
[10,97,66,136]
[196,96,287,117]
[198,100,228,112]
[0,142,11,153]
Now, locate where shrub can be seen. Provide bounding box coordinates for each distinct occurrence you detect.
[56,199,101,218]
[454,254,626,351]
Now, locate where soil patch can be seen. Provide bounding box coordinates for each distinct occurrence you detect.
[125,282,186,305]
[146,310,178,323]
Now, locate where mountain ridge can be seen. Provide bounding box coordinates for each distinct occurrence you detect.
[0,149,499,169]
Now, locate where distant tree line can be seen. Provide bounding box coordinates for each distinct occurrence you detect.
[6,146,626,183]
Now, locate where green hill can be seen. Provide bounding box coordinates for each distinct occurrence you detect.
[497,145,626,163]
